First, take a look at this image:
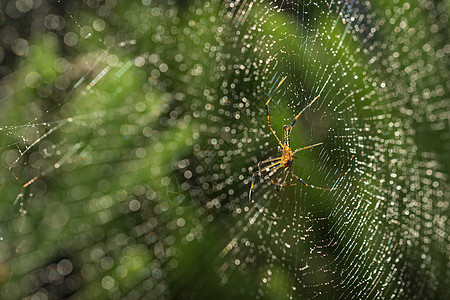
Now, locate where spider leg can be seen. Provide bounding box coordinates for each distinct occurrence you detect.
[249,168,281,220]
[278,167,291,189]
[289,62,340,130]
[249,161,286,220]
[254,156,285,191]
[257,161,284,191]
[289,93,321,129]
[290,171,337,190]
[257,157,282,169]
[292,142,324,155]
[266,165,284,191]
[265,76,287,148]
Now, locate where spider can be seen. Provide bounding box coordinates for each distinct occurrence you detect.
[249,76,337,219]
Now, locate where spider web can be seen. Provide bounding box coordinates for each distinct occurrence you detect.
[0,0,448,299]
[211,1,448,298]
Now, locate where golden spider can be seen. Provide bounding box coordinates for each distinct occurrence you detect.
[249,76,337,219]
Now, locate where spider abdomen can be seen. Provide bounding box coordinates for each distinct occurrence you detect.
[283,159,293,167]
[281,147,293,167]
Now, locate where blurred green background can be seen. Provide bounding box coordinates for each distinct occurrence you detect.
[0,0,448,299]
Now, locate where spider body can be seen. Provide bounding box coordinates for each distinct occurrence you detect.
[280,125,294,167]
[249,76,337,219]
[280,148,293,168]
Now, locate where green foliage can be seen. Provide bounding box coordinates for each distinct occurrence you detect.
[0,0,447,299]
